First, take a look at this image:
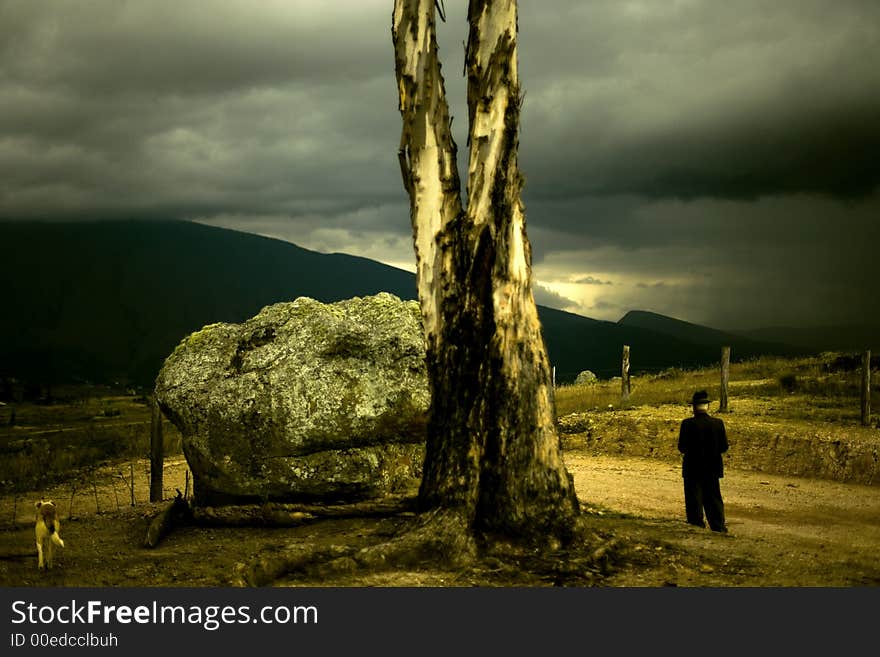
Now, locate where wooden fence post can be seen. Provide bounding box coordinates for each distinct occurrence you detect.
[720,346,731,413]
[862,350,871,427]
[621,345,631,404]
[150,395,164,503]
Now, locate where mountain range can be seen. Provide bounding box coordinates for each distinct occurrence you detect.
[0,219,870,391]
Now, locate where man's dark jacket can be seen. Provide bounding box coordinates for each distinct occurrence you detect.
[678,412,729,479]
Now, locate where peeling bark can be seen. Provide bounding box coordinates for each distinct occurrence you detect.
[393,0,476,516]
[393,0,579,542]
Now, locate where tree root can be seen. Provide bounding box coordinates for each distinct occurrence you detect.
[230,510,626,587]
[141,489,625,586]
[231,507,475,587]
[232,544,358,587]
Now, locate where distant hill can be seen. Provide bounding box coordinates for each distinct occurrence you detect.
[619,310,878,356]
[0,219,816,392]
[540,308,734,381]
[1,219,418,388]
[733,326,879,353]
[617,310,807,360]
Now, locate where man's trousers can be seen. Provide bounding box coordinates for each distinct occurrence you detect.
[683,475,726,532]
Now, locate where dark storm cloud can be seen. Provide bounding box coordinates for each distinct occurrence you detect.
[4,0,878,217]
[515,0,880,329]
[0,0,400,222]
[1,0,387,95]
[518,0,880,201]
[524,100,880,201]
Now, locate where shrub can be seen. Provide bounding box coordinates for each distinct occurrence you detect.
[653,367,684,380]
[778,373,799,393]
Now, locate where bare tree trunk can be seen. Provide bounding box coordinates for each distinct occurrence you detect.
[393,0,579,541]
[720,346,730,413]
[393,0,470,513]
[150,395,164,502]
[621,345,631,404]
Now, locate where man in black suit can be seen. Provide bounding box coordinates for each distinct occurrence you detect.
[678,390,729,533]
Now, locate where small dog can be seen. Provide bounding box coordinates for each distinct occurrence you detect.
[34,500,65,570]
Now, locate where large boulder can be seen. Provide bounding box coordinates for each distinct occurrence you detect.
[574,370,598,385]
[155,293,429,506]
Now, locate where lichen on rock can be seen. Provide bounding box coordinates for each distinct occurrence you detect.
[155,293,429,506]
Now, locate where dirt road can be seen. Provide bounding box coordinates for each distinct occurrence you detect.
[564,452,880,586]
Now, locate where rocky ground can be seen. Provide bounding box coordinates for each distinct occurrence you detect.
[2,444,879,587]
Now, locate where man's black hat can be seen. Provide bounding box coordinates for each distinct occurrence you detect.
[691,390,710,405]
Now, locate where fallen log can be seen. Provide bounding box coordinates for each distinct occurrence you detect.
[192,494,417,528]
[193,505,313,528]
[143,491,191,548]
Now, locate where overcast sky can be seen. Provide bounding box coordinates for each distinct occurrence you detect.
[2,0,878,329]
